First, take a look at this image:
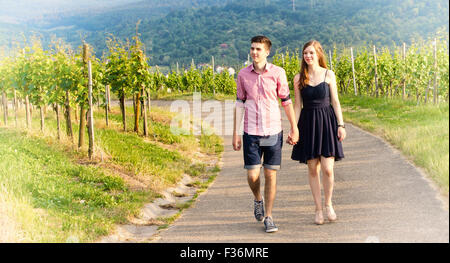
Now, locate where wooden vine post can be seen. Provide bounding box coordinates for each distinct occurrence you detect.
[142,84,148,137]
[25,93,31,129]
[79,42,88,148]
[212,56,215,96]
[87,60,95,159]
[402,43,406,100]
[2,91,7,126]
[373,45,379,98]
[351,47,357,95]
[56,102,61,140]
[14,89,18,127]
[65,90,73,141]
[433,38,438,104]
[105,84,109,127]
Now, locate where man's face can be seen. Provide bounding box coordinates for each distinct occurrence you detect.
[250,42,270,64]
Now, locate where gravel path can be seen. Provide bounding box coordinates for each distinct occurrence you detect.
[151,100,449,243]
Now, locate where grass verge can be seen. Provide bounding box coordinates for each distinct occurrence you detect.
[156,164,221,231]
[0,128,153,242]
[340,95,449,194]
[0,103,223,242]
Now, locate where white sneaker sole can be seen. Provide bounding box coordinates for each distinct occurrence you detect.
[265,228,278,233]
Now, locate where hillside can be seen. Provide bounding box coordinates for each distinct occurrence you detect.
[141,0,449,67]
[0,0,141,23]
[1,0,448,68]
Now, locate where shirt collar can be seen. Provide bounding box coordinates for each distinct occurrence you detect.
[251,62,272,73]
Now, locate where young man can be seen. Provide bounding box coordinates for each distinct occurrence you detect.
[233,35,299,233]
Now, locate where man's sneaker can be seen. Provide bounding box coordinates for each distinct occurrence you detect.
[264,216,278,233]
[254,199,265,222]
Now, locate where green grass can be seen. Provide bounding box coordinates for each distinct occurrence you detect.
[340,95,449,194]
[0,128,152,242]
[0,103,223,242]
[96,128,189,185]
[95,106,182,145]
[94,105,222,155]
[200,132,224,155]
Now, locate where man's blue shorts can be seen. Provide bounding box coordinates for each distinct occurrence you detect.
[243,131,283,170]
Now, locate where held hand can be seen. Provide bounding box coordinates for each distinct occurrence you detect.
[287,127,299,145]
[337,127,346,142]
[232,134,242,151]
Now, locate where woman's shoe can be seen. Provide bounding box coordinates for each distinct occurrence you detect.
[315,210,324,225]
[325,205,337,222]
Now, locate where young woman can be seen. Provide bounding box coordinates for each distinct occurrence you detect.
[290,40,346,225]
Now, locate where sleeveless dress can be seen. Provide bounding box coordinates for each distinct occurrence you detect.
[291,70,344,163]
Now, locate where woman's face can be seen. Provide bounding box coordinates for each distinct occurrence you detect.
[303,45,318,66]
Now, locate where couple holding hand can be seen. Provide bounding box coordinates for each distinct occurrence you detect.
[232,35,346,233]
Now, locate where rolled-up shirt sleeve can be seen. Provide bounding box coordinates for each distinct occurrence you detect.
[236,73,246,108]
[277,69,292,107]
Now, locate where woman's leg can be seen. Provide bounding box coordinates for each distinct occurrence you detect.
[320,156,335,207]
[307,158,322,211]
[320,156,337,221]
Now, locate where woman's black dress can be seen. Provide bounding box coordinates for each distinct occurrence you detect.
[291,71,344,163]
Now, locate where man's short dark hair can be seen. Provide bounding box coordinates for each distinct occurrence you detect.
[251,35,272,51]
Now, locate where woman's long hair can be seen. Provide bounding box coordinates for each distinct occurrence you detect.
[298,40,328,90]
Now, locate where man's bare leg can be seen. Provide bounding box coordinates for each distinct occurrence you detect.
[247,168,262,201]
[263,168,277,218]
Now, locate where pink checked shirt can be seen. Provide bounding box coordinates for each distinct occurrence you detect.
[236,63,292,136]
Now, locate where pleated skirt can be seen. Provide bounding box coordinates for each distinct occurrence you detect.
[291,105,344,164]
